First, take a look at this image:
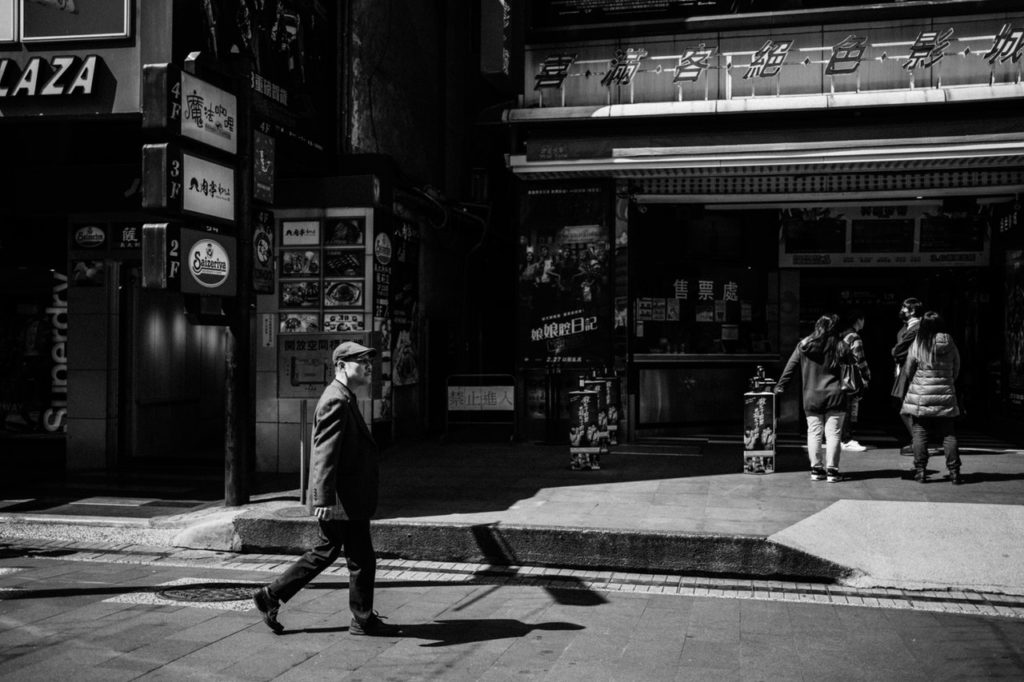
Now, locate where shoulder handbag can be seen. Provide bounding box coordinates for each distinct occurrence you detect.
[839,335,865,395]
[841,362,864,395]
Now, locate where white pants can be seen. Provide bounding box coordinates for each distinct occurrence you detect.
[807,410,846,470]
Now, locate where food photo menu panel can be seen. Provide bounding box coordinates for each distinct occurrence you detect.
[279,216,373,334]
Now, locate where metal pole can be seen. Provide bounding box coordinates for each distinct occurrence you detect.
[299,400,308,505]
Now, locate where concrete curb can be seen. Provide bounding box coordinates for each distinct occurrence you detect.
[232,513,852,582]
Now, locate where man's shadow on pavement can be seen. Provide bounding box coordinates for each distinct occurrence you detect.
[280,619,584,647]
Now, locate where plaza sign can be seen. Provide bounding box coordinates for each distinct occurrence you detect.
[0,54,100,97]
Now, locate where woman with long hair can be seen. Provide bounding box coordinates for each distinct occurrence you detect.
[900,311,962,484]
[775,314,847,482]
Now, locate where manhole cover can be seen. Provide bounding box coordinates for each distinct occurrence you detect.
[157,585,254,603]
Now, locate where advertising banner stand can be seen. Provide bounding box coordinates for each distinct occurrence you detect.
[568,389,601,470]
[743,366,777,474]
[582,378,611,459]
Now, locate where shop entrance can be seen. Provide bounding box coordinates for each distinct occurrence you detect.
[798,267,994,432]
[118,266,226,466]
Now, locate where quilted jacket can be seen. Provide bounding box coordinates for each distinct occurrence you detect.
[900,333,960,418]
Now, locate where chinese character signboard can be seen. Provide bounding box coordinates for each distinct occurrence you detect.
[253,129,275,203]
[522,12,1024,109]
[141,144,236,224]
[518,184,613,365]
[144,66,238,155]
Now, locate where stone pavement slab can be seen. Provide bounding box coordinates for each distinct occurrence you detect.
[4,543,1024,680]
[770,500,1024,595]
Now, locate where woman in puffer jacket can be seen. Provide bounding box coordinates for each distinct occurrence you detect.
[901,311,962,484]
[774,314,847,483]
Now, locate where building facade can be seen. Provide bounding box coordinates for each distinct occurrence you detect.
[1,0,487,484]
[504,0,1024,443]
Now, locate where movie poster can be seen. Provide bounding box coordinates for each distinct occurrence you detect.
[1006,251,1024,410]
[518,184,612,365]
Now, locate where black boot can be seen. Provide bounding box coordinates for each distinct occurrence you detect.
[949,470,962,485]
[914,468,927,483]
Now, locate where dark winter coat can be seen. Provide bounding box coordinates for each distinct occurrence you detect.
[900,333,961,419]
[776,336,846,415]
[307,379,379,519]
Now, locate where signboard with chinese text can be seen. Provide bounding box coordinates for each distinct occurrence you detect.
[182,152,234,222]
[142,65,237,155]
[447,385,515,412]
[141,144,236,224]
[523,12,1024,110]
[253,129,275,203]
[779,204,991,268]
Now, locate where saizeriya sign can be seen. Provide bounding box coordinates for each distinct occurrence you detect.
[0,54,100,97]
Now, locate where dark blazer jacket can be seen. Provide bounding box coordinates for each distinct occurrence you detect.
[307,379,379,520]
[890,319,920,398]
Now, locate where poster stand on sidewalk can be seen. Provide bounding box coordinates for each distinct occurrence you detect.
[743,391,777,474]
[568,389,602,470]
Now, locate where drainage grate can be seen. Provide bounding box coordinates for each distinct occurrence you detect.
[157,585,254,603]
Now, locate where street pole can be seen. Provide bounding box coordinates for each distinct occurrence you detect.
[225,53,254,507]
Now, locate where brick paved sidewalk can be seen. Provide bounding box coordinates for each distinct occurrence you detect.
[3,538,1024,680]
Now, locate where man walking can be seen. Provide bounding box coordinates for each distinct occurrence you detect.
[891,297,923,455]
[252,341,399,636]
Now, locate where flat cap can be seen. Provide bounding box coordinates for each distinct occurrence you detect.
[332,340,376,363]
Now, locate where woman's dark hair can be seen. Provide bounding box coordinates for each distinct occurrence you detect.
[802,314,842,368]
[844,308,865,329]
[902,297,923,318]
[911,311,945,363]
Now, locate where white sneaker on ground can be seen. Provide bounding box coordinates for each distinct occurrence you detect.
[842,440,867,451]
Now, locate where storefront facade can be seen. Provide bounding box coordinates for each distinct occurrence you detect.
[507,1,1024,442]
[0,0,343,474]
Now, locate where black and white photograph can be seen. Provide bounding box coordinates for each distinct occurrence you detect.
[2,1,1024,679]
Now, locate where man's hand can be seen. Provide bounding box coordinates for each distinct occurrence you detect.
[313,506,331,520]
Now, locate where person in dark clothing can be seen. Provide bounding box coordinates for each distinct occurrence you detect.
[840,309,871,451]
[775,314,847,482]
[252,341,400,636]
[901,312,962,484]
[891,297,923,454]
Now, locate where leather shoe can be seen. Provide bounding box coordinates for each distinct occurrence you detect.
[950,471,963,485]
[350,612,402,636]
[253,586,284,634]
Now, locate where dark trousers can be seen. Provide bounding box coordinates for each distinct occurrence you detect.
[268,518,375,622]
[911,416,960,473]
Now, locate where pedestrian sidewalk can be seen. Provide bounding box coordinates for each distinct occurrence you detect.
[2,433,1023,595]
